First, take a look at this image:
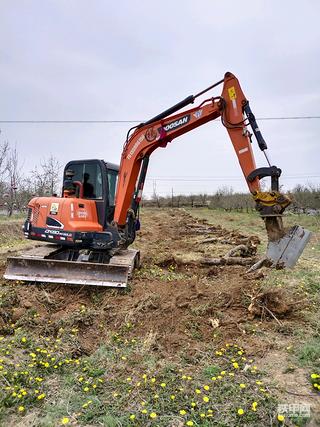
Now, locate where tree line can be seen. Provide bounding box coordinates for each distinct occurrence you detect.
[143,184,320,213]
[0,140,61,216]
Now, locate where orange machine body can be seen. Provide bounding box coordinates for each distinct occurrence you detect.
[26,196,103,244]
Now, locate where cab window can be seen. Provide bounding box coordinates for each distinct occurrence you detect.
[65,162,103,200]
[107,169,118,205]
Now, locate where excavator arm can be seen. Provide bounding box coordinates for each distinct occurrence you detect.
[114,72,290,231]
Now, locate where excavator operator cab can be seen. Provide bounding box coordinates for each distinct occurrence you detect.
[63,159,119,227]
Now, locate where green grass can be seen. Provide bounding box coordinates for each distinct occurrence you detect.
[0,324,280,426]
[0,213,26,223]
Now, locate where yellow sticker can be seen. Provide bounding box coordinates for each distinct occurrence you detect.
[228,86,236,100]
[50,202,59,215]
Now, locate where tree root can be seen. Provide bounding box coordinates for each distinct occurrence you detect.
[201,256,257,266]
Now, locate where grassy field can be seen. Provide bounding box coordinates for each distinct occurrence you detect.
[0,209,319,426]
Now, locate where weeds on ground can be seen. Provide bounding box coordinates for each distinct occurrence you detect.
[136,264,187,282]
[0,320,285,426]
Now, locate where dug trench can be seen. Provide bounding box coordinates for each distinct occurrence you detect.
[0,209,302,358]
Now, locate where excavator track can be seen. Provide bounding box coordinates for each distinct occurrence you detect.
[4,244,140,288]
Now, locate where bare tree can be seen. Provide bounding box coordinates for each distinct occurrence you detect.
[31,155,62,196]
[6,146,23,215]
[151,180,161,208]
[0,139,9,181]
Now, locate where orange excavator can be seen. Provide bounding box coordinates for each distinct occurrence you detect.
[4,72,311,287]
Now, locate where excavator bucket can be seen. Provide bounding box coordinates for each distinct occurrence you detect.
[4,247,140,288]
[264,218,312,268]
[267,225,312,268]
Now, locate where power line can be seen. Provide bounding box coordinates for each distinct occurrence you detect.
[145,175,320,182]
[0,116,320,124]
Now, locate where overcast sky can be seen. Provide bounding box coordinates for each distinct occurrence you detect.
[1,0,319,197]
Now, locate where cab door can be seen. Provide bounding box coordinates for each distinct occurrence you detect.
[63,160,108,228]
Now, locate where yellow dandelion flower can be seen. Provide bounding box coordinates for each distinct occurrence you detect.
[160,382,166,388]
[203,385,210,391]
[191,402,196,407]
[141,409,147,414]
[154,394,159,399]
[150,412,157,419]
[203,396,209,403]
[239,383,246,389]
[37,393,46,400]
[151,377,156,383]
[60,417,70,425]
[237,408,244,415]
[129,414,135,420]
[220,371,226,375]
[179,409,187,415]
[233,362,239,369]
[186,422,194,426]
[18,406,25,412]
[211,376,217,381]
[200,413,206,418]
[170,395,176,400]
[277,414,285,422]
[252,401,258,411]
[195,389,201,394]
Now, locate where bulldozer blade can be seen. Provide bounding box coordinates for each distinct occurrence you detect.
[267,225,312,268]
[4,256,130,288]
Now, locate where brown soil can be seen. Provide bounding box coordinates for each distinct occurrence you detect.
[0,209,302,360]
